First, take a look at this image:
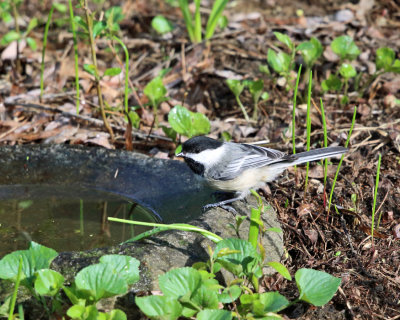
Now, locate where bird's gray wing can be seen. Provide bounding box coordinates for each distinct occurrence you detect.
[210,143,287,181]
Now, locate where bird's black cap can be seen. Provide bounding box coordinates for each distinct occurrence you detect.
[181,136,223,154]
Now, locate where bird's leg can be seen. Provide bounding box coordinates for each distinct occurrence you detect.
[202,193,245,214]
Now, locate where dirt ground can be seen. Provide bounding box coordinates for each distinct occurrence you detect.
[0,0,399,319]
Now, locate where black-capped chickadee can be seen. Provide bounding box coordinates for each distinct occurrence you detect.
[177,136,347,212]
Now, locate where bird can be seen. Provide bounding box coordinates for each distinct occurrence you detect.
[176,135,347,212]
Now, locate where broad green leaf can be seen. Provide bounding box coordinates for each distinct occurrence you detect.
[190,284,219,310]
[152,15,174,34]
[267,49,291,74]
[53,2,67,13]
[26,18,38,34]
[34,269,64,296]
[266,262,292,281]
[168,105,210,138]
[274,32,293,50]
[75,263,128,302]
[108,309,127,320]
[218,285,241,303]
[66,305,86,318]
[295,268,341,306]
[99,255,140,285]
[162,125,177,141]
[247,79,264,104]
[321,74,342,92]
[339,63,356,78]
[135,295,182,320]
[226,79,245,97]
[104,67,122,77]
[0,31,20,45]
[159,267,202,298]
[214,238,261,277]
[197,309,233,320]
[83,64,96,76]
[0,241,57,288]
[253,292,290,314]
[331,35,360,60]
[297,37,323,67]
[144,76,167,107]
[26,37,37,51]
[390,59,400,73]
[92,21,106,38]
[376,47,395,71]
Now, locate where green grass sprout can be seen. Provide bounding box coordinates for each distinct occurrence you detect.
[320,98,328,205]
[328,106,357,214]
[371,154,382,244]
[68,0,80,114]
[305,70,312,192]
[40,5,54,102]
[292,64,302,169]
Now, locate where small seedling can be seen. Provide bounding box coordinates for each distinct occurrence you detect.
[331,35,360,62]
[144,74,168,126]
[244,79,269,119]
[226,79,250,121]
[151,15,174,34]
[371,154,382,244]
[167,105,210,139]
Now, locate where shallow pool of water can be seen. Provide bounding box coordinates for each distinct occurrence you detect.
[0,185,158,256]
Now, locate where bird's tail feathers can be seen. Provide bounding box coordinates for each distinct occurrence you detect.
[271,146,347,169]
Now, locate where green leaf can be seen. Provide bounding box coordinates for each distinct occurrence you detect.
[83,64,96,76]
[75,263,128,302]
[162,126,177,141]
[274,32,293,50]
[321,74,342,92]
[144,76,167,108]
[295,268,341,306]
[261,91,269,101]
[205,0,229,40]
[217,15,228,30]
[26,37,37,51]
[159,267,202,298]
[253,291,290,314]
[74,16,89,32]
[108,309,127,320]
[104,67,122,77]
[266,262,292,281]
[66,305,86,318]
[247,79,264,104]
[297,37,323,67]
[151,15,174,34]
[390,59,400,73]
[267,49,291,74]
[105,6,124,25]
[0,31,20,46]
[376,47,395,71]
[53,2,67,13]
[135,295,182,320]
[339,63,356,78]
[259,64,270,75]
[197,309,232,320]
[99,255,140,285]
[92,20,106,38]
[34,269,64,296]
[218,285,241,303]
[168,105,210,138]
[214,238,261,277]
[331,35,360,60]
[226,79,245,97]
[26,18,38,35]
[125,110,140,129]
[0,241,58,288]
[18,200,33,210]
[179,0,195,42]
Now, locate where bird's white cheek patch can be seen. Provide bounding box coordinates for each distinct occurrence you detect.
[186,146,226,167]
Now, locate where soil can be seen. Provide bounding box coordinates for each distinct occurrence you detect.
[0,0,399,319]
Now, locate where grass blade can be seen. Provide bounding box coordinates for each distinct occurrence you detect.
[205,0,229,40]
[68,0,80,114]
[292,64,302,169]
[305,70,312,192]
[328,106,357,213]
[40,5,54,102]
[372,154,382,243]
[179,0,195,42]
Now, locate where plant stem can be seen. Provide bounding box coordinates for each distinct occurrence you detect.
[8,257,23,320]
[40,5,55,102]
[236,96,250,122]
[320,98,328,207]
[83,0,114,140]
[112,36,129,114]
[68,0,80,114]
[11,0,21,74]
